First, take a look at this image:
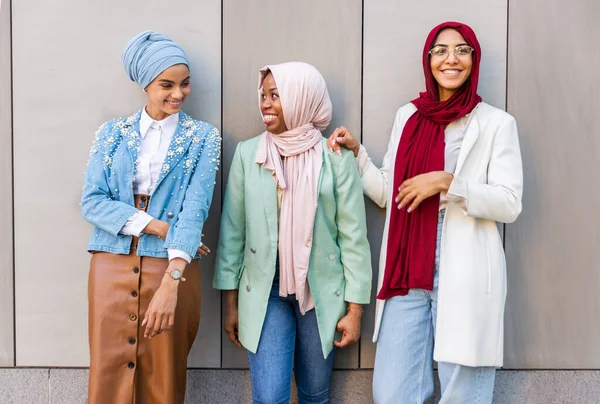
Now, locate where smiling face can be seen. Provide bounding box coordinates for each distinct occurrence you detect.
[144,63,190,121]
[260,72,288,135]
[430,28,473,102]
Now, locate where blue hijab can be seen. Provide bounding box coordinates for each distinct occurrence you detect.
[122,30,189,89]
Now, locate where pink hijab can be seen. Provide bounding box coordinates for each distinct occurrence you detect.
[256,62,332,314]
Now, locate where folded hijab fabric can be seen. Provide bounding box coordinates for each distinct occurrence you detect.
[378,21,483,300]
[255,62,332,314]
[122,30,189,89]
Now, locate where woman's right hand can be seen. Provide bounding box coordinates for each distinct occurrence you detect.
[327,126,361,157]
[224,290,242,348]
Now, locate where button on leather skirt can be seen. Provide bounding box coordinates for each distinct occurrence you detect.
[87,195,201,404]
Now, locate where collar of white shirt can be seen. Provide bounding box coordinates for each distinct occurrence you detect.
[139,108,180,139]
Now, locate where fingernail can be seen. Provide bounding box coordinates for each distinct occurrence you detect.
[336,150,341,156]
[328,147,333,152]
[398,204,402,210]
[332,138,337,144]
[407,207,412,213]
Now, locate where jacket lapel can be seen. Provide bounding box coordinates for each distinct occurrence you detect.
[121,110,142,167]
[156,112,195,185]
[261,165,279,249]
[454,107,481,176]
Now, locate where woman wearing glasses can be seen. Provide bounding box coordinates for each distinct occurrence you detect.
[328,22,523,403]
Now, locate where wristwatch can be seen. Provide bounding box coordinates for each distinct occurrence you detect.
[166,268,186,282]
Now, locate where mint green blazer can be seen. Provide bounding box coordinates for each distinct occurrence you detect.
[213,135,372,357]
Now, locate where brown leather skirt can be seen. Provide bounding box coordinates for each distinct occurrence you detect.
[88,195,201,404]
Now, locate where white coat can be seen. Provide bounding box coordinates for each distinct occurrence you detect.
[356,102,523,367]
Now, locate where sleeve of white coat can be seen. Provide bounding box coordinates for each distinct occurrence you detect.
[446,115,523,223]
[355,110,403,208]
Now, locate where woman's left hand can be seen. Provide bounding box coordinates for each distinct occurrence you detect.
[142,275,179,339]
[395,171,454,212]
[196,234,211,256]
[196,244,210,256]
[333,305,362,348]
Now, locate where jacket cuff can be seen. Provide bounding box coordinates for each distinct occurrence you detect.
[344,288,371,305]
[162,240,197,258]
[213,276,241,290]
[120,211,154,237]
[168,248,193,264]
[110,206,141,237]
[446,175,469,213]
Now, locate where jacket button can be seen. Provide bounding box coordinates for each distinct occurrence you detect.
[335,290,341,296]
[129,337,136,345]
[246,285,251,292]
[250,248,256,254]
[128,362,135,369]
[141,196,147,202]
[167,212,174,218]
[129,314,137,321]
[139,202,146,208]
[133,267,139,274]
[131,291,138,297]
[329,254,335,261]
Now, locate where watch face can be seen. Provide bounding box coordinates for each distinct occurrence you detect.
[171,269,182,280]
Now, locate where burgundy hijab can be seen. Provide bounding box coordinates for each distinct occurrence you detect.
[377,22,482,300]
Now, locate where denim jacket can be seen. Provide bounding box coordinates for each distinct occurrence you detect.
[81,109,221,258]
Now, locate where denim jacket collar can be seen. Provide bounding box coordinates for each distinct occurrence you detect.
[120,109,199,187]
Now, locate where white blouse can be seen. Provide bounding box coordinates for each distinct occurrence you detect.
[440,114,469,208]
[119,108,192,263]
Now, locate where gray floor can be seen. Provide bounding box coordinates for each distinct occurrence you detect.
[1,368,599,403]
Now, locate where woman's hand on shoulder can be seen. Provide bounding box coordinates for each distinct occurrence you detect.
[333,303,363,348]
[328,127,360,158]
[395,171,454,212]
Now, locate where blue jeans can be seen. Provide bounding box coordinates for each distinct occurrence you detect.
[373,212,496,404]
[248,279,335,404]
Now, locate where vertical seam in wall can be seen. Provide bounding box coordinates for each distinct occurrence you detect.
[47,368,51,403]
[10,0,16,368]
[503,0,510,248]
[358,0,364,370]
[219,0,224,369]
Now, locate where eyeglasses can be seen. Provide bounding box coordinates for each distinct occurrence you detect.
[428,45,474,60]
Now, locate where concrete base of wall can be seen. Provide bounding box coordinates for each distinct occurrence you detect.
[1,368,599,403]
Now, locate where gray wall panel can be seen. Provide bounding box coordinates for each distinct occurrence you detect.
[361,0,508,367]
[505,0,600,368]
[12,1,221,366]
[0,0,15,366]
[222,0,363,369]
